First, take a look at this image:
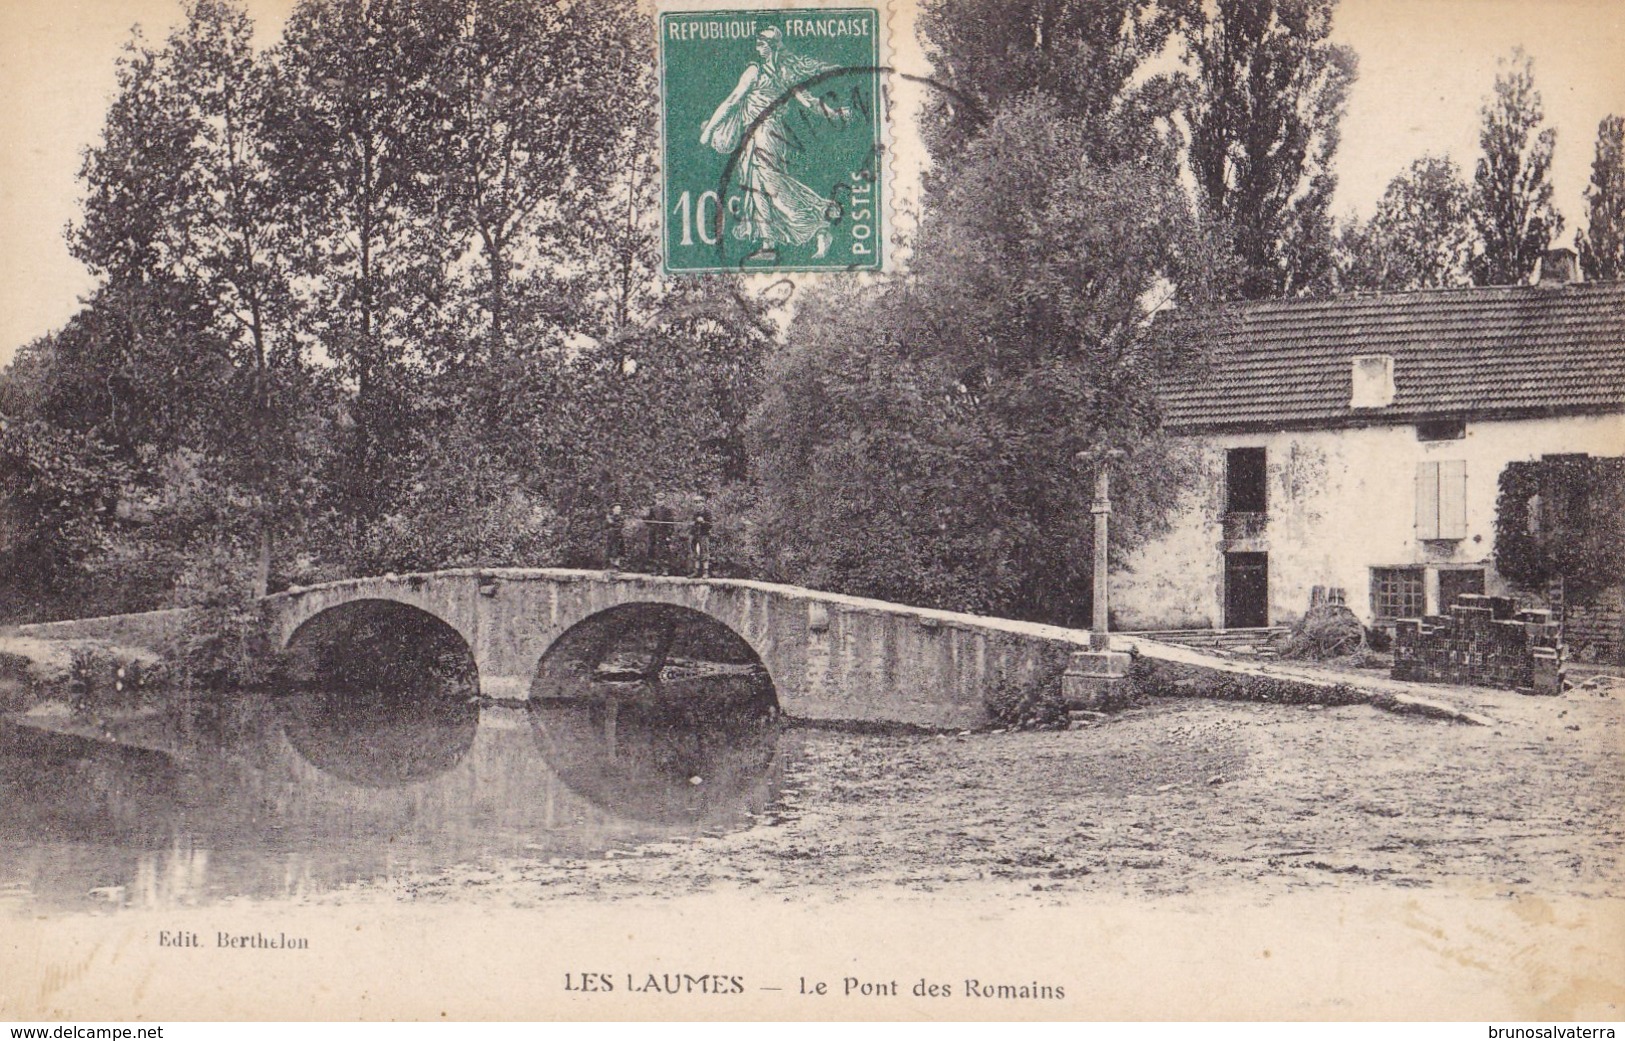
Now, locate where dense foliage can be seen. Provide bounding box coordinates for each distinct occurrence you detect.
[747,100,1220,626]
[1470,49,1562,287]
[0,417,131,619]
[0,0,766,623]
[15,0,1609,652]
[917,0,1191,168]
[1494,457,1625,595]
[1576,115,1625,282]
[919,0,1360,301]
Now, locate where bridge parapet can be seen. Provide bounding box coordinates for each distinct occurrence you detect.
[11,570,1466,728]
[264,568,1096,728]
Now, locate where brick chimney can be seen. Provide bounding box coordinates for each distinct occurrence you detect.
[1534,247,1582,286]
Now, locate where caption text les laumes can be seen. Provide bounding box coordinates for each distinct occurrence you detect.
[564,973,1064,1001]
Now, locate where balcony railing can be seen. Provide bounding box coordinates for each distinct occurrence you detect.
[1222,511,1267,541]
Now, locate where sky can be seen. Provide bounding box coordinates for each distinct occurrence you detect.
[1,0,1622,369]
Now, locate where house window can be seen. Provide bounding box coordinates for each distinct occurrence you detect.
[1371,567,1425,620]
[1438,567,1486,609]
[1415,460,1467,539]
[1416,418,1466,441]
[1226,447,1267,514]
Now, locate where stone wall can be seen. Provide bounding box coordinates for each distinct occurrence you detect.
[4,608,193,650]
[1564,585,1624,666]
[265,569,1098,729]
[1391,594,1563,693]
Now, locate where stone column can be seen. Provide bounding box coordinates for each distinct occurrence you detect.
[1065,459,1131,712]
[1091,465,1111,650]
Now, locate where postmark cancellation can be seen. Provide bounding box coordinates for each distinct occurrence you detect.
[658,0,890,274]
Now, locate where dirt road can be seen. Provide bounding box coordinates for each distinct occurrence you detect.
[390,685,1625,906]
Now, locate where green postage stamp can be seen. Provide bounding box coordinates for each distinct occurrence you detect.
[659,3,887,273]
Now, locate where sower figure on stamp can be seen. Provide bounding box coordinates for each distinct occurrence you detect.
[698,26,848,261]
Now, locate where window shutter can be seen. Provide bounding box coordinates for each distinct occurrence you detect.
[1439,460,1467,539]
[1415,461,1440,539]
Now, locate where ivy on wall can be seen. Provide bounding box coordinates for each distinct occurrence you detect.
[1494,455,1625,594]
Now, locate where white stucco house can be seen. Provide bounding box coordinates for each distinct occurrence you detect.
[1113,252,1625,646]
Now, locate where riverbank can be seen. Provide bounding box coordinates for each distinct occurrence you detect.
[364,690,1623,905]
[3,686,1620,1019]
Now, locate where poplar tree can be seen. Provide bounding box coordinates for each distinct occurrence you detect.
[917,0,1190,167]
[1470,48,1562,286]
[163,0,313,593]
[1576,115,1625,282]
[270,0,464,519]
[431,0,640,366]
[60,3,328,601]
[1180,0,1358,299]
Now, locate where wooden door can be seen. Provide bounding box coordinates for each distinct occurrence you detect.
[1224,552,1269,629]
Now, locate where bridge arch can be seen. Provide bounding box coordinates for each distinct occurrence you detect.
[526,601,780,823]
[276,598,482,786]
[527,600,777,708]
[265,569,1073,728]
[273,579,479,659]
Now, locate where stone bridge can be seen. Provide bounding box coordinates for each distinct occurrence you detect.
[263,568,1104,729]
[6,569,1481,730]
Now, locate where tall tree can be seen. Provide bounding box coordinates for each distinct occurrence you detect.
[360,0,772,570]
[749,98,1219,624]
[432,0,639,366]
[1335,155,1476,291]
[270,0,464,521]
[1576,114,1625,282]
[73,35,191,296]
[162,0,314,594]
[917,0,1192,168]
[1470,48,1561,286]
[69,2,326,597]
[1180,0,1357,299]
[70,34,231,462]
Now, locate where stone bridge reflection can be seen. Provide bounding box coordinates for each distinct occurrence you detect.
[0,679,797,913]
[277,597,783,823]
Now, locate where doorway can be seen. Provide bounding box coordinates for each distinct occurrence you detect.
[1224,552,1269,628]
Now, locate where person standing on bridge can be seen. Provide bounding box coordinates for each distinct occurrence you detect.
[689,507,712,578]
[604,504,626,570]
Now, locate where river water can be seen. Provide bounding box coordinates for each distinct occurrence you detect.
[0,603,800,916]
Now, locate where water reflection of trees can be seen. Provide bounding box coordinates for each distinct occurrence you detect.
[0,602,795,913]
[0,703,792,913]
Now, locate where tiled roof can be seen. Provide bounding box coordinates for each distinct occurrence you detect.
[1159,280,1625,432]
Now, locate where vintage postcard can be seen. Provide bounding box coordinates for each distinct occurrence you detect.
[1,0,1623,1025]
